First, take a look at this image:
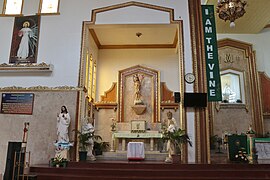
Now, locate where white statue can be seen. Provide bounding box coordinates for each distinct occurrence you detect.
[133,74,144,105]
[165,111,177,163]
[57,106,71,143]
[81,117,96,160]
[222,83,236,102]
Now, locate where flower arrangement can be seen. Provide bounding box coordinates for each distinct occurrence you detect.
[235,148,249,163]
[50,155,68,167]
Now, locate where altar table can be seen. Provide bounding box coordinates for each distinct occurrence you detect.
[113,131,162,151]
[127,142,145,160]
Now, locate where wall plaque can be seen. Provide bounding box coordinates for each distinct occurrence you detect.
[131,120,146,133]
[1,93,34,115]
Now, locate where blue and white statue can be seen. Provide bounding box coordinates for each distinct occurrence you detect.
[54,105,73,159]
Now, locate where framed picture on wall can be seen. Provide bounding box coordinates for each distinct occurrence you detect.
[131,120,146,133]
[9,15,40,64]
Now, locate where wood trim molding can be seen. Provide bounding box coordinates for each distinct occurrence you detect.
[259,71,270,117]
[188,0,209,164]
[100,82,117,102]
[0,86,81,92]
[91,1,174,24]
[89,29,101,48]
[160,82,179,111]
[161,82,174,102]
[89,28,177,49]
[218,38,264,135]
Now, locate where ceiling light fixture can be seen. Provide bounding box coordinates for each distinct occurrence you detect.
[136,32,142,37]
[216,0,247,28]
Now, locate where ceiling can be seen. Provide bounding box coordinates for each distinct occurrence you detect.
[88,0,270,48]
[206,0,270,34]
[88,24,178,49]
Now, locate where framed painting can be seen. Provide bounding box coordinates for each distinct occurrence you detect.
[131,120,146,133]
[9,15,40,64]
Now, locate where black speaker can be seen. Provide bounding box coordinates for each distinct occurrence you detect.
[174,92,180,103]
[4,142,22,180]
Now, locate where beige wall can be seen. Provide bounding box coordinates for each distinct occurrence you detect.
[0,91,77,174]
[97,48,180,101]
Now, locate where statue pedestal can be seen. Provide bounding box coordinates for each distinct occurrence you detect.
[54,142,73,160]
[132,105,146,115]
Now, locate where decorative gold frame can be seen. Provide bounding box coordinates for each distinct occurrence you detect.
[220,71,244,104]
[37,0,60,15]
[118,65,160,123]
[0,62,53,72]
[212,38,264,136]
[77,1,185,161]
[1,0,24,16]
[188,0,209,163]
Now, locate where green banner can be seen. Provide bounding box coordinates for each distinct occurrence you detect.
[201,5,222,101]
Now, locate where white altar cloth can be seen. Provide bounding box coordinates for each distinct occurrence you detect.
[127,142,145,160]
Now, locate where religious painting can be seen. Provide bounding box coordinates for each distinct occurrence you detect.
[9,15,40,64]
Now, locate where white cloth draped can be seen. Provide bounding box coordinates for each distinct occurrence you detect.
[127,142,145,160]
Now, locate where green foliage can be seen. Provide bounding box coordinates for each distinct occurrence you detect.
[210,135,218,149]
[162,128,192,154]
[50,155,68,167]
[73,129,101,151]
[93,138,110,152]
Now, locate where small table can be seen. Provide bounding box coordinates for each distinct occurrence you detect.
[127,142,145,160]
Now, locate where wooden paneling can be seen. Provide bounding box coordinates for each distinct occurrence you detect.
[259,72,270,116]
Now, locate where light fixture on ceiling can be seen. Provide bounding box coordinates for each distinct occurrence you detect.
[216,0,247,28]
[136,32,142,37]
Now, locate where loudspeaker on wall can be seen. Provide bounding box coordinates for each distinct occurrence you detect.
[174,92,180,103]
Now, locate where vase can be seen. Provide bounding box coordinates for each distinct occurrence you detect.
[56,164,60,168]
[171,154,181,164]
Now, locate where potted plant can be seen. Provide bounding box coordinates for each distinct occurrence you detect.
[210,135,218,150]
[50,155,68,167]
[162,128,192,163]
[73,129,98,161]
[93,136,110,156]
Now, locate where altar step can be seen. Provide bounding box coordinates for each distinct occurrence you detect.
[94,151,167,161]
[29,162,270,180]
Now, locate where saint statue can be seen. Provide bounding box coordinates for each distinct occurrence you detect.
[133,74,144,105]
[81,117,96,160]
[57,106,71,143]
[222,83,236,102]
[165,111,177,163]
[54,105,73,160]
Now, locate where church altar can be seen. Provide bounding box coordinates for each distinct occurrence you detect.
[113,131,162,151]
[93,65,180,157]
